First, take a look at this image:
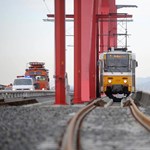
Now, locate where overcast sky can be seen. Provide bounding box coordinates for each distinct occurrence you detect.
[0,0,150,85]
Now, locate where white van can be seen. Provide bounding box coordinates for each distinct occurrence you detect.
[12,78,35,91]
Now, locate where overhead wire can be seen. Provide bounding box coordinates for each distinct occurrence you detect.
[43,0,51,13]
[42,0,74,47]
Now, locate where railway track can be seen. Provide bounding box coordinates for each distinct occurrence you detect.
[0,98,38,106]
[127,97,150,131]
[60,96,150,150]
[61,99,100,150]
[0,95,55,106]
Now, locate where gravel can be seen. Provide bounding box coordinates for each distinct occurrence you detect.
[80,107,150,150]
[139,106,150,116]
[0,99,150,150]
[0,105,81,150]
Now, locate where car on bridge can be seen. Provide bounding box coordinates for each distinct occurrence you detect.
[12,77,35,91]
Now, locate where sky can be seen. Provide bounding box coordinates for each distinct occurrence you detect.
[0,0,150,86]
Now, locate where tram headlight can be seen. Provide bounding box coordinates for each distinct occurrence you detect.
[123,79,127,83]
[108,79,112,83]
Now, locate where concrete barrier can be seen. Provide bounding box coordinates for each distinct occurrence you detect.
[132,91,150,107]
[131,91,142,101]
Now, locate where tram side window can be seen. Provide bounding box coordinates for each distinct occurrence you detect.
[104,60,108,72]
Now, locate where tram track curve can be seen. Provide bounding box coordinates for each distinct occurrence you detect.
[60,96,150,150]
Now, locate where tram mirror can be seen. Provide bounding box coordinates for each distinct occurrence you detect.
[136,61,138,67]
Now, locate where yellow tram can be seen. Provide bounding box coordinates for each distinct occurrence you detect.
[99,48,138,100]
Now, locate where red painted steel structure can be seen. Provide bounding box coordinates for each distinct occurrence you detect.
[89,0,99,99]
[51,0,133,104]
[109,0,117,53]
[99,0,110,53]
[81,0,96,102]
[73,0,82,103]
[54,0,66,104]
[80,0,118,101]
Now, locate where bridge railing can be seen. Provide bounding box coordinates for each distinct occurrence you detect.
[0,90,55,100]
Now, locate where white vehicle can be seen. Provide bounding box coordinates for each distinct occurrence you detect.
[12,78,35,91]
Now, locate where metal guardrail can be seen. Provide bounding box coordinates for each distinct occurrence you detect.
[0,90,55,99]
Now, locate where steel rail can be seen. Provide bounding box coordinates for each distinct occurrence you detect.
[104,99,113,108]
[129,97,150,131]
[61,99,104,150]
[0,98,38,106]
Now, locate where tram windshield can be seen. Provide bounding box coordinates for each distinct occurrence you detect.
[104,54,130,72]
